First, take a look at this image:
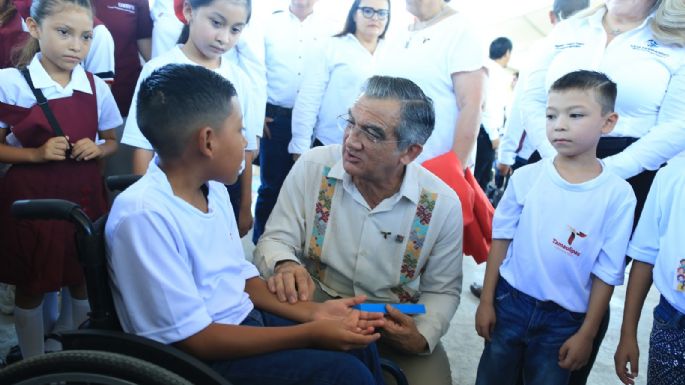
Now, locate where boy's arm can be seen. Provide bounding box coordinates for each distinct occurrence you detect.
[174,277,383,360]
[237,151,254,237]
[475,238,512,341]
[615,261,654,385]
[558,275,614,371]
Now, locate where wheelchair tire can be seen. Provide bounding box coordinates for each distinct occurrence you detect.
[0,349,194,385]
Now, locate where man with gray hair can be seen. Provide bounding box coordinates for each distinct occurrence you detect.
[254,75,464,384]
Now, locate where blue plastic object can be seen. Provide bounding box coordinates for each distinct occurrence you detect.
[353,303,426,314]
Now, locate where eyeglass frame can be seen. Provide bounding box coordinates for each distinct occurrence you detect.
[337,113,401,145]
[357,6,390,20]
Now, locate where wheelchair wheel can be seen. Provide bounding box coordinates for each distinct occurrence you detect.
[0,350,194,385]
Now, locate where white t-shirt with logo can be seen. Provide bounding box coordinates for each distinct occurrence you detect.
[495,158,636,312]
[628,156,685,314]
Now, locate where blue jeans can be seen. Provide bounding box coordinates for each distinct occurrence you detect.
[210,309,385,385]
[648,296,685,385]
[476,278,586,385]
[253,104,295,244]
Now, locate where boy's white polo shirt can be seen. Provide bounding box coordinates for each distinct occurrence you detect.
[495,158,636,313]
[628,156,685,314]
[106,157,259,344]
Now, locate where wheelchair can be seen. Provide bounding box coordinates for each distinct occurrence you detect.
[0,175,408,385]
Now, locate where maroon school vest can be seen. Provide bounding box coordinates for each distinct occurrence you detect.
[0,71,107,294]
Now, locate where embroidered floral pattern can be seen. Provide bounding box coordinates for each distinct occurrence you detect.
[391,286,421,304]
[398,190,437,286]
[306,167,337,281]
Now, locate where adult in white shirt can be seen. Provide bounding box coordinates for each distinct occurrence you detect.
[496,0,591,178]
[520,0,685,217]
[474,36,512,191]
[288,0,390,157]
[254,0,333,244]
[255,76,463,385]
[376,0,486,167]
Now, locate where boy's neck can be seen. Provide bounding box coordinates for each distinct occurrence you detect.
[158,160,210,213]
[552,153,603,184]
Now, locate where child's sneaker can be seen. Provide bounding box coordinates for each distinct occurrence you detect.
[0,284,15,315]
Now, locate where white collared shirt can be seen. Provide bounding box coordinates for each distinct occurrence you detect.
[520,7,685,179]
[628,156,685,314]
[106,156,259,344]
[263,8,333,108]
[0,54,123,142]
[498,70,535,165]
[482,59,510,140]
[121,45,259,152]
[376,12,487,164]
[253,144,464,352]
[289,34,385,154]
[495,158,636,312]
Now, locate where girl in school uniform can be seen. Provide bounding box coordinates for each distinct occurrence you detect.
[121,0,259,237]
[0,0,122,359]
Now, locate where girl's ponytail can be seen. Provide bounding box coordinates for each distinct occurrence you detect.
[15,37,40,68]
[177,24,190,44]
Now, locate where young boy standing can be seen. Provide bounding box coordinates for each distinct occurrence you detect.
[474,70,636,385]
[105,63,386,385]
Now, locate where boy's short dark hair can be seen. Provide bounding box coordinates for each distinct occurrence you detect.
[489,37,512,60]
[137,64,238,159]
[549,70,617,115]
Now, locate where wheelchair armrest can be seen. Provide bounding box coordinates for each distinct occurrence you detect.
[380,357,409,385]
[60,329,231,385]
[106,174,141,192]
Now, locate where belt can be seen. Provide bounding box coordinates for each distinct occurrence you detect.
[266,103,292,119]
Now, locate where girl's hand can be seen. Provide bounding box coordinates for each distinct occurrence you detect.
[71,138,103,161]
[614,336,639,385]
[36,136,70,162]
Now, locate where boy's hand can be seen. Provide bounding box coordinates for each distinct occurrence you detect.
[36,136,70,161]
[71,138,103,161]
[380,305,428,354]
[475,301,497,341]
[268,261,315,303]
[313,295,385,329]
[614,336,639,385]
[310,311,382,351]
[558,331,594,370]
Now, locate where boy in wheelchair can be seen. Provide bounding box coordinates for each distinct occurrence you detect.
[105,64,387,385]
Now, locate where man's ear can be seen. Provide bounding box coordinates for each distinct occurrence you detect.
[399,143,423,166]
[196,126,214,157]
[26,17,40,39]
[601,112,619,135]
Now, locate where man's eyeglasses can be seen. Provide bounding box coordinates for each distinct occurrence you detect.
[357,6,389,20]
[337,114,400,145]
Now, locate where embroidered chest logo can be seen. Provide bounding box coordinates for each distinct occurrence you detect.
[676,259,685,292]
[109,2,135,14]
[552,225,587,257]
[630,39,669,58]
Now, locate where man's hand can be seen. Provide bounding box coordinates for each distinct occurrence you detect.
[558,330,594,371]
[263,117,274,139]
[267,261,315,303]
[614,335,639,385]
[496,163,512,176]
[475,301,497,341]
[71,138,103,161]
[380,305,428,354]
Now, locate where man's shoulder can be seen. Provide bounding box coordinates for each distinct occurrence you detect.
[411,163,461,206]
[299,144,342,168]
